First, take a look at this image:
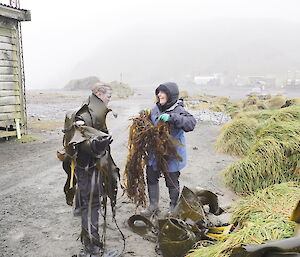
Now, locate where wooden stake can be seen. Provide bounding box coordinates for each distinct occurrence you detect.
[15,118,21,139]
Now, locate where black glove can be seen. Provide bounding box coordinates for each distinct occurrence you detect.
[91,134,112,155]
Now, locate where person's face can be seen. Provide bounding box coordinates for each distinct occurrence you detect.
[157,91,168,105]
[96,90,112,105]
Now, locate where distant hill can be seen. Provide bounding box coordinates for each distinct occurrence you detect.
[64,76,134,98]
[69,18,300,84]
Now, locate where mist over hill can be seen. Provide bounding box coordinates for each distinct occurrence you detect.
[69,18,300,85]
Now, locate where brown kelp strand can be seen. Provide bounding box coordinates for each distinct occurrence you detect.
[124,113,182,207]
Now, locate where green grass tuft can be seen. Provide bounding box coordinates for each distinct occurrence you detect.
[216,105,300,195]
[13,134,41,143]
[187,183,300,257]
[215,117,258,158]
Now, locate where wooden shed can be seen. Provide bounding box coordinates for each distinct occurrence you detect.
[0,3,30,138]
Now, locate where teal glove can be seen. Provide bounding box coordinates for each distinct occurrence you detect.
[158,113,170,122]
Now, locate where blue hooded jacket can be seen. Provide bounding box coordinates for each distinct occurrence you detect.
[148,82,196,172]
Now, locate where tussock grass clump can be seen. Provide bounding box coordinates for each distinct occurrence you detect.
[269,104,300,122]
[267,94,286,109]
[189,102,210,110]
[186,93,294,117]
[209,104,225,112]
[243,105,259,112]
[222,123,300,195]
[179,90,189,99]
[215,96,230,105]
[215,109,274,158]
[234,109,274,122]
[108,80,134,98]
[228,95,288,117]
[217,105,300,195]
[215,117,258,158]
[187,183,300,257]
[231,182,300,224]
[217,106,300,159]
[242,96,258,106]
[291,97,300,105]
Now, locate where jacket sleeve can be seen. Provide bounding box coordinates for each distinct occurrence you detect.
[168,107,197,132]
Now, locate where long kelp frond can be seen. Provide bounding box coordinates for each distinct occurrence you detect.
[123,113,182,207]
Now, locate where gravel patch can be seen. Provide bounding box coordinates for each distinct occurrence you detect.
[188,109,231,125]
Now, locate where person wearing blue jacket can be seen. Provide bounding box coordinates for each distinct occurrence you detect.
[141,82,196,216]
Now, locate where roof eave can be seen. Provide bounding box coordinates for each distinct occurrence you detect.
[0,5,31,21]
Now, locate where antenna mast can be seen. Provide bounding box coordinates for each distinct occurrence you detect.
[9,0,20,8]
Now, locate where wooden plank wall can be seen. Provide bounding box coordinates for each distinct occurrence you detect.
[0,17,24,130]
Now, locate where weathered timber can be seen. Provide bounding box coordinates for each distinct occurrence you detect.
[0,82,18,90]
[0,74,18,82]
[0,59,17,66]
[0,5,31,21]
[0,35,14,44]
[0,42,17,51]
[0,104,21,113]
[0,50,18,61]
[0,27,16,38]
[0,66,18,74]
[0,5,31,138]
[0,89,19,96]
[0,112,21,121]
[0,129,25,137]
[0,95,20,106]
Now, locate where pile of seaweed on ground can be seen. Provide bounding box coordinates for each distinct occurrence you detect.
[187,182,300,257]
[215,105,300,195]
[123,113,182,207]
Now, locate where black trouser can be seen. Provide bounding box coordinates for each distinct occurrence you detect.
[146,166,180,191]
[74,185,81,210]
[75,165,102,246]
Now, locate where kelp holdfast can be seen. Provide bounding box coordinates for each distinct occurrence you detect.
[128,186,228,257]
[158,218,198,257]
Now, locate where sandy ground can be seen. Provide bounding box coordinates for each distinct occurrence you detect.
[0,87,237,257]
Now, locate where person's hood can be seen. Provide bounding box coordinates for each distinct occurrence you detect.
[155,82,179,112]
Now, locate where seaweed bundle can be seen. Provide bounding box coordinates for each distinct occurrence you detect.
[187,183,300,257]
[124,113,182,207]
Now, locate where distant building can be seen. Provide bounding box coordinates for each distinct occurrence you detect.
[248,76,276,88]
[285,71,300,88]
[193,73,224,86]
[0,3,30,138]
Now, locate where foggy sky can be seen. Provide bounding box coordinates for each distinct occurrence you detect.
[7,0,300,89]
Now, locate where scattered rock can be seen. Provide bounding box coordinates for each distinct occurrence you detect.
[188,109,231,125]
